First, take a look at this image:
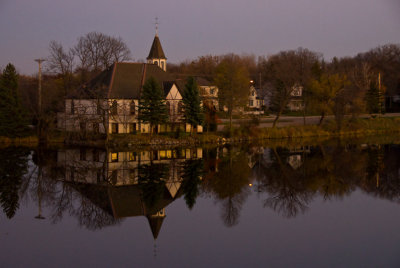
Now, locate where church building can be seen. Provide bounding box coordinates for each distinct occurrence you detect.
[58,29,203,135]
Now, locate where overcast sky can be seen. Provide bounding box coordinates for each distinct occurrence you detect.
[0,0,399,75]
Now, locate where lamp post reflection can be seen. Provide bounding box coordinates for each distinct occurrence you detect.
[34,165,45,220]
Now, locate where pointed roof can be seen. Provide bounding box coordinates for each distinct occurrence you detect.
[147,35,166,60]
[146,215,166,240]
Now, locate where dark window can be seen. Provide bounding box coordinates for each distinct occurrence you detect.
[129,152,136,161]
[129,123,136,134]
[111,123,119,134]
[130,101,136,115]
[111,100,118,115]
[71,100,75,114]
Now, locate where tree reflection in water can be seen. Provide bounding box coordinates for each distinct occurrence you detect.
[2,143,400,233]
[181,158,203,210]
[202,146,251,226]
[0,147,29,218]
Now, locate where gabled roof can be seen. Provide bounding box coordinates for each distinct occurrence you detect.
[162,81,182,97]
[147,35,166,60]
[69,62,173,99]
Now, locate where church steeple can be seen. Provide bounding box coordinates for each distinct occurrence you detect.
[147,18,167,71]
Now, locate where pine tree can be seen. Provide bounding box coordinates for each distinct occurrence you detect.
[182,77,203,134]
[366,82,380,114]
[0,63,28,137]
[138,77,168,134]
[0,147,29,218]
[181,159,203,209]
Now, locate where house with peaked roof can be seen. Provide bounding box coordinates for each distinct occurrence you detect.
[248,85,264,111]
[57,32,202,135]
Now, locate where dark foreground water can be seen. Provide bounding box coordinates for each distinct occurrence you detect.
[1,142,400,267]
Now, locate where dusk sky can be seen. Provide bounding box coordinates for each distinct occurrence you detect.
[0,0,399,75]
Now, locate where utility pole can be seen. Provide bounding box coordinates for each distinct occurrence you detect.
[35,59,45,142]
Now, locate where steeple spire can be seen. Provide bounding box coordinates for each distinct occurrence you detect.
[147,19,167,71]
[155,17,159,37]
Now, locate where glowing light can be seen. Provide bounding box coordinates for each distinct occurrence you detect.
[249,183,253,187]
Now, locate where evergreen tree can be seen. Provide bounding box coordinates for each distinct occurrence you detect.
[138,77,168,134]
[0,147,29,218]
[366,82,380,114]
[182,77,203,134]
[181,159,203,209]
[138,163,168,209]
[0,63,28,137]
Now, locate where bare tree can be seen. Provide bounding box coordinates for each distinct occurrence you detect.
[260,48,321,127]
[47,41,74,75]
[214,54,250,131]
[46,41,75,95]
[73,32,131,76]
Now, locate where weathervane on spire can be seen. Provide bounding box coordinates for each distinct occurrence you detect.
[155,17,159,36]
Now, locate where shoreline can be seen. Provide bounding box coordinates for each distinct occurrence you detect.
[2,117,400,149]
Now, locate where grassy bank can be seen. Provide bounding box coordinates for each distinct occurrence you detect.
[2,117,400,148]
[228,117,400,140]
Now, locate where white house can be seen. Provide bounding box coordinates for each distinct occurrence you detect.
[248,85,264,110]
[287,84,304,111]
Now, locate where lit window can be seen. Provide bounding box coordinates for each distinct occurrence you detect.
[159,150,166,158]
[111,153,118,162]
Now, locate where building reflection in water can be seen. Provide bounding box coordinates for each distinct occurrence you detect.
[56,147,203,239]
[2,143,400,234]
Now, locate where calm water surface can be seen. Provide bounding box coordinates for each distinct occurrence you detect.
[1,143,400,267]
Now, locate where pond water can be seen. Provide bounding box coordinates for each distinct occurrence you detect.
[1,142,400,267]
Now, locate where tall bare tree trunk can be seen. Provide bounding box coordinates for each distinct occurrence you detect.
[272,111,281,128]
